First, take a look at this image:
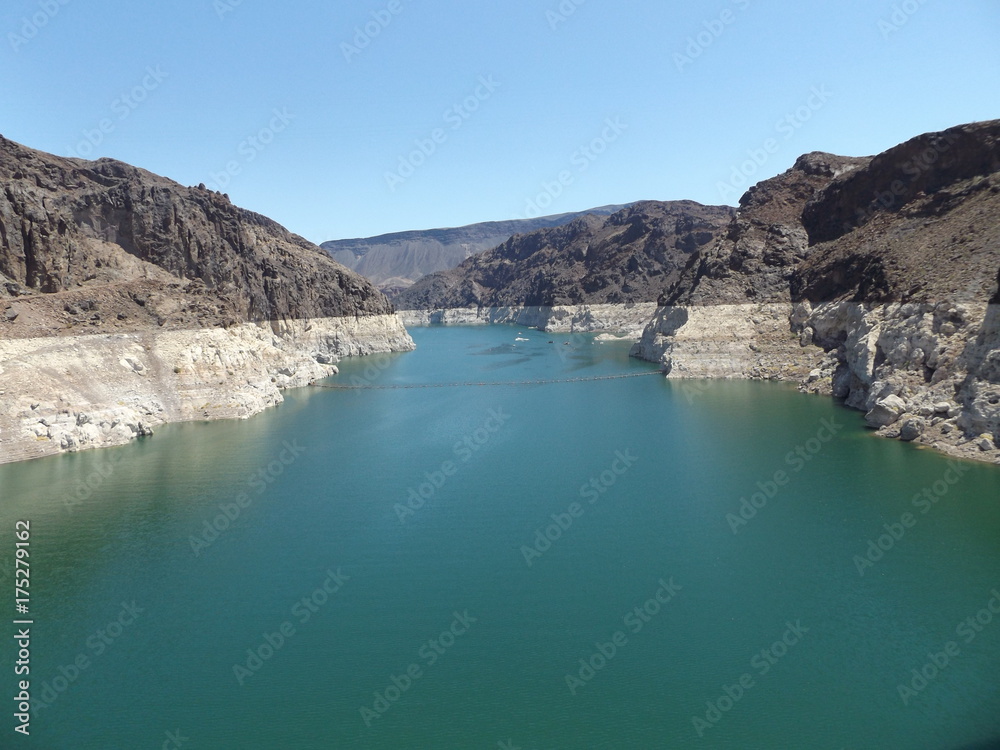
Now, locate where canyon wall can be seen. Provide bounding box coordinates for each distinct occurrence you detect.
[0,135,414,463]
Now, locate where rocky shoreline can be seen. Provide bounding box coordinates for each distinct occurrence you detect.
[0,133,419,465]
[0,314,413,464]
[399,303,658,338]
[407,297,1000,467]
[632,302,1000,465]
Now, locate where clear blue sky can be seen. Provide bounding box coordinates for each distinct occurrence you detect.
[3,0,998,243]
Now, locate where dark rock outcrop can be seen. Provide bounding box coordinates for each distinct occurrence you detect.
[802,123,1000,244]
[661,153,870,306]
[650,121,1000,309]
[794,121,1000,304]
[0,134,393,338]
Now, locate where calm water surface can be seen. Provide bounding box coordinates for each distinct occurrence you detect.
[2,325,999,749]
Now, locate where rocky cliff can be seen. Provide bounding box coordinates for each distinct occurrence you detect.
[0,135,395,330]
[0,135,413,463]
[634,120,1000,464]
[322,205,628,294]
[660,153,870,306]
[394,201,734,317]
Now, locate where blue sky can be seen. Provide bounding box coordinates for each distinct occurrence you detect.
[2,0,998,243]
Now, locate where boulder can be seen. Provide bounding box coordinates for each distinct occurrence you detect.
[899,417,926,442]
[866,395,907,428]
[866,380,902,411]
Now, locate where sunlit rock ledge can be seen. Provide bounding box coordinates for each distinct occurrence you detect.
[0,314,414,465]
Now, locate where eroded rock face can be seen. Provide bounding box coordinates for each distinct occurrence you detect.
[802,126,1000,246]
[0,314,413,464]
[630,303,826,381]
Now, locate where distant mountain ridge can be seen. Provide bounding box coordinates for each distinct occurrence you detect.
[321,205,629,292]
[393,200,734,309]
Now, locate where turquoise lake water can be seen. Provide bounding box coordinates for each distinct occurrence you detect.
[2,324,1000,749]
